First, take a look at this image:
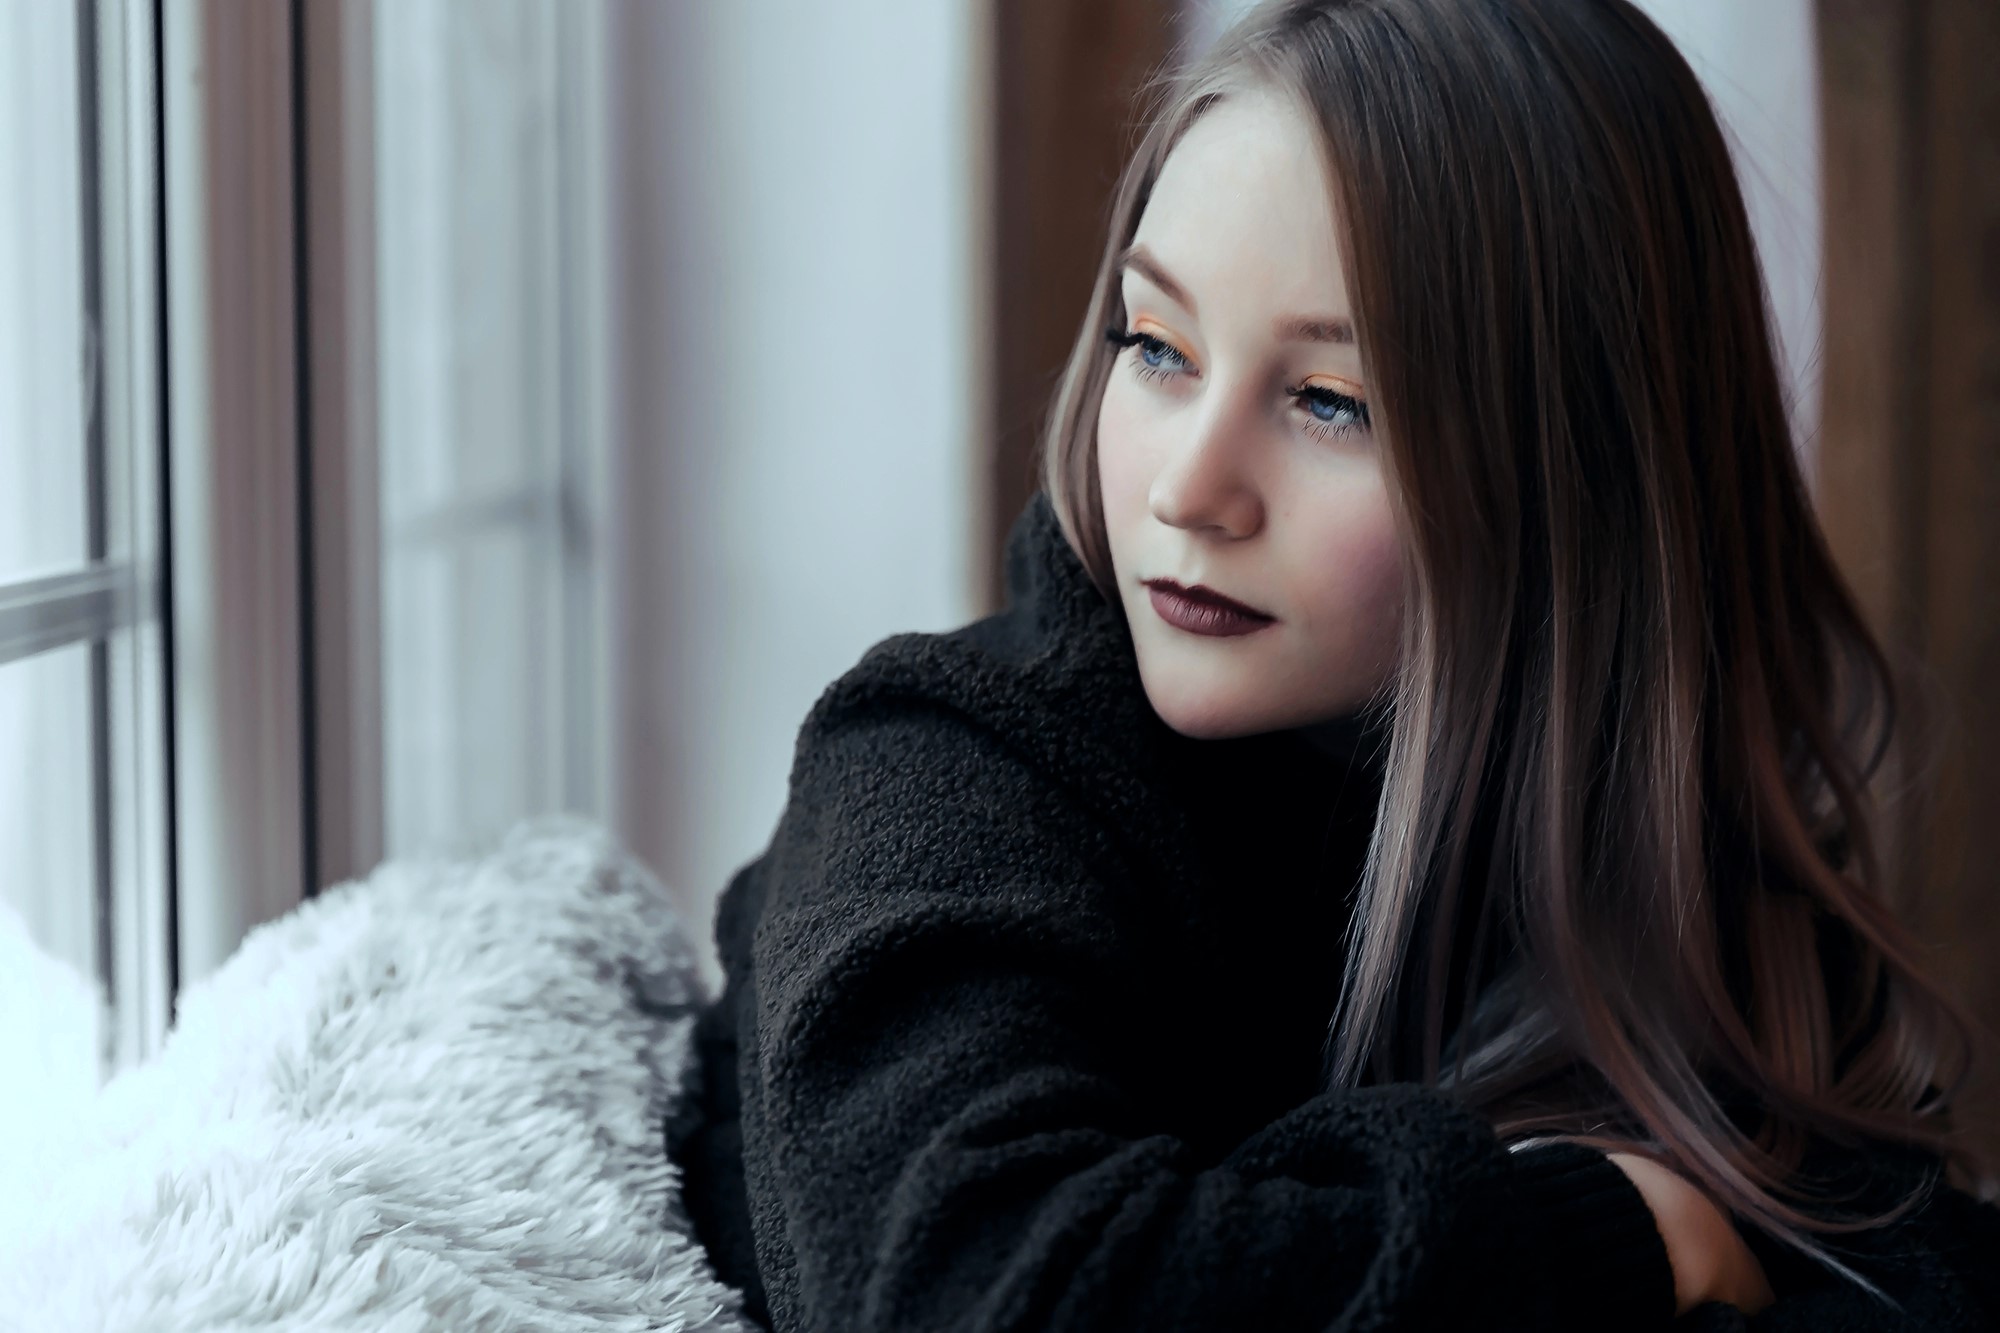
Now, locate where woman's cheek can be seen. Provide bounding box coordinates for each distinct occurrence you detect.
[1310,487,1405,695]
[1350,507,1406,686]
[1095,384,1152,535]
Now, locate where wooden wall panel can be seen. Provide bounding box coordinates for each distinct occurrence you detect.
[1817,0,2000,1162]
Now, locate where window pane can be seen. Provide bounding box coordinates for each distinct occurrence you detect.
[0,2,91,583]
[0,642,105,1154]
[372,0,612,858]
[382,527,559,853]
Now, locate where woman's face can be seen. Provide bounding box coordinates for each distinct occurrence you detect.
[1097,87,1404,741]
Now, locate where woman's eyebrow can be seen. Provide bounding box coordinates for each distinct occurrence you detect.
[1278,315,1355,345]
[1118,242,1200,314]
[1117,242,1355,345]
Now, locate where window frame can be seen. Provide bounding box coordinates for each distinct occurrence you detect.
[0,0,176,1076]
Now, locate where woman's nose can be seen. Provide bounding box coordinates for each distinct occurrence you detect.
[1148,399,1265,539]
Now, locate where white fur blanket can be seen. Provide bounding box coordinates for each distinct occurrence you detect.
[0,818,761,1333]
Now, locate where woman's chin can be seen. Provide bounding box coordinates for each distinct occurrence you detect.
[1137,659,1380,743]
[1137,672,1275,742]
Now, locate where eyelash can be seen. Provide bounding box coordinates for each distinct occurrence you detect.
[1103,325,1372,441]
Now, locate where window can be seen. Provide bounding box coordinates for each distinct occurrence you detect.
[145,0,620,985]
[1,0,619,1163]
[0,0,173,1151]
[1,0,980,1153]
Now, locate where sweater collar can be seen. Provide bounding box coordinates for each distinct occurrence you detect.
[993,489,1387,866]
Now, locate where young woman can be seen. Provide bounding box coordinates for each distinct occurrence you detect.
[671,1,2000,1329]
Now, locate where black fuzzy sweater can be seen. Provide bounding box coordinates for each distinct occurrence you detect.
[671,489,2000,1332]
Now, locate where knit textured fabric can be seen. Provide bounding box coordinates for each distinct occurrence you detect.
[673,489,2000,1332]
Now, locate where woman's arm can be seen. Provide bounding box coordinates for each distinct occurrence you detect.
[742,696,1680,1333]
[1670,1163,2000,1331]
[1608,1151,1774,1315]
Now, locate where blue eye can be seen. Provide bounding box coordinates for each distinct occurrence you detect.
[1105,326,1191,383]
[1288,383,1371,442]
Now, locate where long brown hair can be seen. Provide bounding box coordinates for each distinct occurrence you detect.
[1037,0,1988,1282]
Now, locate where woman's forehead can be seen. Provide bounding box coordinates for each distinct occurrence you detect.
[1128,91,1352,332]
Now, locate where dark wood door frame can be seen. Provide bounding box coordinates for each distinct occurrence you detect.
[982,0,1178,612]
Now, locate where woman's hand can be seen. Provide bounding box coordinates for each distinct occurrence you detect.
[1606,1151,1775,1317]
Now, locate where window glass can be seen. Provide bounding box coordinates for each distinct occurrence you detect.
[372,0,612,859]
[0,0,171,1147]
[0,642,105,1151]
[0,2,91,583]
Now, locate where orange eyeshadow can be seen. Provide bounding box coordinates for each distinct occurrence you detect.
[1305,373,1366,399]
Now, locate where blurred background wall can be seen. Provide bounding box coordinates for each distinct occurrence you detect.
[602,2,984,994]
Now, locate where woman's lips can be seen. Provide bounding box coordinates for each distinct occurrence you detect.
[1143,579,1277,638]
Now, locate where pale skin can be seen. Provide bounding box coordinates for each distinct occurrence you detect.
[1095,84,1774,1317]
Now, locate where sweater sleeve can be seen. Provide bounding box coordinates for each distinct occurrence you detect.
[744,699,1676,1333]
